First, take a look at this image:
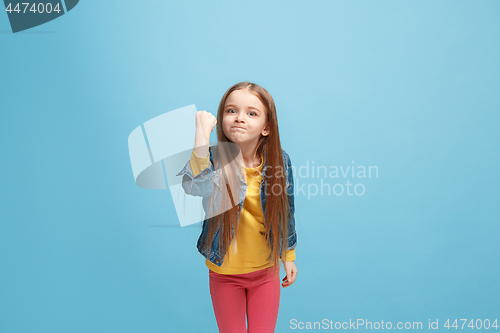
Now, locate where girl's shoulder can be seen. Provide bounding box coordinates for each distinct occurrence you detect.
[281,148,291,164]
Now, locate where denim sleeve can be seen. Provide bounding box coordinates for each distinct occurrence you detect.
[285,153,297,250]
[176,150,217,198]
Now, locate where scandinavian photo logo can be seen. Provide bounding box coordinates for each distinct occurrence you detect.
[291,160,379,199]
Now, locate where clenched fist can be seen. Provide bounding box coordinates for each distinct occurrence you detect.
[196,110,217,138]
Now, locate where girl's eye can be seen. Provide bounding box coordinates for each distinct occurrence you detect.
[226,109,256,116]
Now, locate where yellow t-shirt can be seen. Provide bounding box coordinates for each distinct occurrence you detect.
[189,150,296,274]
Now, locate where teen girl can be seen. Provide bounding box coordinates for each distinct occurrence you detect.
[176,81,298,333]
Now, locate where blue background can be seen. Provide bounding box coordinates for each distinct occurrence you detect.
[1,1,499,332]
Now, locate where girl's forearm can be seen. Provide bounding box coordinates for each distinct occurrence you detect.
[193,127,210,158]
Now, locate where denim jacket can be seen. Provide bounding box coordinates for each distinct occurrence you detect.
[176,147,297,266]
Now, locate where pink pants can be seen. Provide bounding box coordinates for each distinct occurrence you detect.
[209,265,281,333]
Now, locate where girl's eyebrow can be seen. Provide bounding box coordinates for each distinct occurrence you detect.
[225,104,261,114]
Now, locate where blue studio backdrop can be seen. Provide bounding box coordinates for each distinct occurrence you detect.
[1,1,499,332]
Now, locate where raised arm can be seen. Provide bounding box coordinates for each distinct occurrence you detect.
[190,111,216,176]
[176,110,218,197]
[193,110,216,158]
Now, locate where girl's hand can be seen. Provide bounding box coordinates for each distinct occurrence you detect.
[195,110,217,138]
[282,261,297,288]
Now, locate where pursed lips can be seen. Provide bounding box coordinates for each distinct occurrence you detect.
[232,126,246,130]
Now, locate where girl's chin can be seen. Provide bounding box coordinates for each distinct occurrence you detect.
[224,131,248,143]
[227,133,245,141]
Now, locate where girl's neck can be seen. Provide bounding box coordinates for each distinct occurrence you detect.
[238,146,261,168]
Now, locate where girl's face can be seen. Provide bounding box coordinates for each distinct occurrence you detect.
[222,89,269,147]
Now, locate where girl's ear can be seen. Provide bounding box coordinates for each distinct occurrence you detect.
[262,124,270,136]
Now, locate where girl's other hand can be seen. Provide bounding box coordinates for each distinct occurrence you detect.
[282,261,297,288]
[195,110,217,137]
